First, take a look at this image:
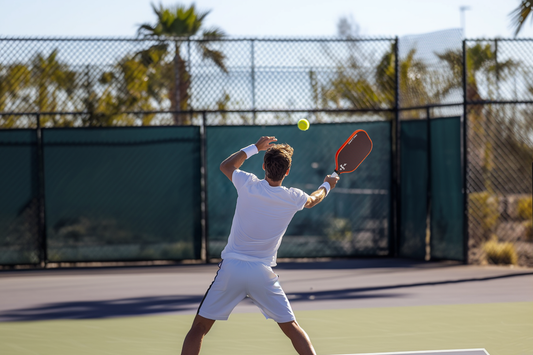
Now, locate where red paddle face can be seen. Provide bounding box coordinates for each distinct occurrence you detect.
[335,130,373,174]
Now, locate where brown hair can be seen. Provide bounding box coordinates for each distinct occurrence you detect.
[264,143,293,181]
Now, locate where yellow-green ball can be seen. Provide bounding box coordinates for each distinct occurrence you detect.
[298,119,310,131]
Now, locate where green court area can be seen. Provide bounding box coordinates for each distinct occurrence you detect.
[0,302,531,355]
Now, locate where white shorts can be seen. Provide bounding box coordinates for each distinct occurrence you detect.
[197,259,295,323]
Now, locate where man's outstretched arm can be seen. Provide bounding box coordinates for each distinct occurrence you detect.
[304,175,339,208]
[220,136,278,181]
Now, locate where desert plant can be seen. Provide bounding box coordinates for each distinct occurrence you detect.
[522,220,533,241]
[517,196,532,220]
[325,218,352,242]
[469,191,500,239]
[483,236,518,265]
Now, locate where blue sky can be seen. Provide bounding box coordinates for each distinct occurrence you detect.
[0,0,532,39]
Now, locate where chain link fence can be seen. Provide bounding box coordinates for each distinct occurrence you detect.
[464,39,533,267]
[0,36,396,127]
[1,36,533,267]
[398,29,463,119]
[0,119,203,265]
[0,129,40,264]
[205,119,391,260]
[0,112,391,266]
[43,125,202,262]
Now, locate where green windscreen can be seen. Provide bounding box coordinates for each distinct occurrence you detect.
[0,130,40,264]
[43,127,202,262]
[430,117,464,260]
[206,122,391,259]
[400,117,464,260]
[400,120,428,259]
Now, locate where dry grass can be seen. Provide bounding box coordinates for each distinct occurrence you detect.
[483,237,518,265]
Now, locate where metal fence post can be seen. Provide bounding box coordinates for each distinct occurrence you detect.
[36,113,47,267]
[495,39,499,100]
[426,106,432,261]
[188,37,193,124]
[462,39,469,264]
[200,111,209,263]
[251,39,256,124]
[391,36,400,257]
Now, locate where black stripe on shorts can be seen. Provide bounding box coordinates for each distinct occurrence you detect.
[196,260,223,315]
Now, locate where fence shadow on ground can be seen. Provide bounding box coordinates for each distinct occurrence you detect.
[2,272,531,322]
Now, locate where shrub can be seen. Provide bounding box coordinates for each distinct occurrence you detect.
[469,192,499,238]
[517,196,532,220]
[483,237,518,265]
[523,220,533,241]
[325,218,352,242]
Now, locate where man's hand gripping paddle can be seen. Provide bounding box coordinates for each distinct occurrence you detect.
[331,130,373,178]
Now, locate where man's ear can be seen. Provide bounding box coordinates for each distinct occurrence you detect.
[285,166,291,176]
[262,163,265,171]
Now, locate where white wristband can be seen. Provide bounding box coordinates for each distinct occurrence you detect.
[319,182,331,196]
[241,144,258,159]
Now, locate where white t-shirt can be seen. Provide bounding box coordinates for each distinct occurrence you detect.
[221,169,309,266]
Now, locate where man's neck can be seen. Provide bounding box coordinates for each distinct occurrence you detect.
[265,176,283,187]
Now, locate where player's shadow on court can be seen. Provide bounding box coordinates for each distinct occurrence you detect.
[2,272,531,322]
[0,295,204,322]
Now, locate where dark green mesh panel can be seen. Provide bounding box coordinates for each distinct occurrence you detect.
[206,122,391,259]
[400,120,428,259]
[430,117,464,261]
[400,117,464,260]
[0,130,40,264]
[43,127,201,262]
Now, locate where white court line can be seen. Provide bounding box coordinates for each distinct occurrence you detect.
[332,349,489,355]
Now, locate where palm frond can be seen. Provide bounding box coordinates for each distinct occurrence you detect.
[202,27,226,40]
[435,49,463,96]
[137,23,158,38]
[139,2,217,39]
[152,2,164,21]
[198,43,228,73]
[136,43,169,67]
[195,8,211,24]
[510,0,533,37]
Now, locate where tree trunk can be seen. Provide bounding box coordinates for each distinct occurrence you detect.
[171,42,190,125]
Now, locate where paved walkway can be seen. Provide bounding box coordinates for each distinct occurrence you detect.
[1,258,532,321]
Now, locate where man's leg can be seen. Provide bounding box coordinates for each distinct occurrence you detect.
[278,320,317,355]
[181,314,216,355]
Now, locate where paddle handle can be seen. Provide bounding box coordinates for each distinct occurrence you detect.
[331,171,338,178]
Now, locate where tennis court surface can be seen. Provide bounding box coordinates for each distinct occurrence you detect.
[1,258,531,355]
[336,350,489,355]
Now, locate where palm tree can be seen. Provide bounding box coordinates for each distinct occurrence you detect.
[397,48,431,117]
[322,44,430,119]
[137,2,228,125]
[437,43,515,103]
[32,49,77,126]
[0,63,31,127]
[318,17,434,119]
[510,0,533,36]
[86,53,168,127]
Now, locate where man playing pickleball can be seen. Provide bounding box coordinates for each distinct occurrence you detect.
[181,136,339,355]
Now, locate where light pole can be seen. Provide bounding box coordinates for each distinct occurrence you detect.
[460,6,471,38]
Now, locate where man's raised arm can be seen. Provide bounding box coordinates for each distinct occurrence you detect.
[220,136,278,181]
[304,175,339,208]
